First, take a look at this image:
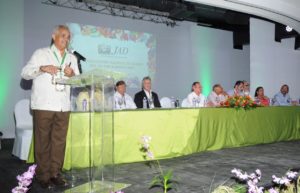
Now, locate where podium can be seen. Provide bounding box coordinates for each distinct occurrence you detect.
[57,71,126,193]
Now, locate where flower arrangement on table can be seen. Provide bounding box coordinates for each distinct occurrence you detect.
[212,168,299,193]
[139,135,178,193]
[220,95,258,110]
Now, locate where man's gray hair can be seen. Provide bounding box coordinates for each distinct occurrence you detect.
[142,76,151,89]
[52,25,70,35]
[142,76,151,82]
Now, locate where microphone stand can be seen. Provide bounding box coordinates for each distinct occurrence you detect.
[72,51,86,74]
[77,58,83,74]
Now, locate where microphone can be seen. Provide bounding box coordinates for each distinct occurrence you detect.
[68,49,85,74]
[69,49,86,61]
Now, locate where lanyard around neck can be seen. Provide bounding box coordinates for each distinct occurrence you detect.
[53,51,67,66]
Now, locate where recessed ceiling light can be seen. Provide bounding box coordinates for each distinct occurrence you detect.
[286,26,293,32]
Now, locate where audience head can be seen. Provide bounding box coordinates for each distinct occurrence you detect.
[51,25,70,50]
[280,84,289,95]
[115,80,126,95]
[142,76,152,92]
[254,86,264,97]
[191,82,202,95]
[234,80,244,91]
[212,84,223,95]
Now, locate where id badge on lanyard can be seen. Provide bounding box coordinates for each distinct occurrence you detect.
[52,51,67,92]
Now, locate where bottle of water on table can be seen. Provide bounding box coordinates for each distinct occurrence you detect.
[203,97,207,107]
[176,98,180,108]
[143,97,147,109]
[171,96,175,108]
[192,97,196,107]
[269,98,272,106]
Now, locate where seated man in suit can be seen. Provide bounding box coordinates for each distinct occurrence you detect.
[134,76,161,109]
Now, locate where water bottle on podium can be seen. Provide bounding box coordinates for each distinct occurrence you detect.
[82,99,87,111]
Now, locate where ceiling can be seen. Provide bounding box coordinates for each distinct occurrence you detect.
[84,0,300,49]
[103,0,252,49]
[106,0,250,30]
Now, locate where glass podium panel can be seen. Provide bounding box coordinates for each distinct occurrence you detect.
[58,72,121,193]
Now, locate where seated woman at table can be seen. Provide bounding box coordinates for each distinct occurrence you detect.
[254,86,269,106]
[187,81,206,107]
[207,84,227,107]
[114,80,137,110]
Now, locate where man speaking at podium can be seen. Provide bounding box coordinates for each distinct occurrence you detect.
[21,25,79,189]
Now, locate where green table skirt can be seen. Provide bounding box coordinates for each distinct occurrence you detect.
[28,107,300,170]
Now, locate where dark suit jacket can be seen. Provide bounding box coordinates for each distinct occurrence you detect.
[134,90,161,109]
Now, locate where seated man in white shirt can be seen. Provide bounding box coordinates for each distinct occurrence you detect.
[187,81,206,107]
[227,80,244,96]
[114,80,137,110]
[207,84,227,107]
[273,84,292,106]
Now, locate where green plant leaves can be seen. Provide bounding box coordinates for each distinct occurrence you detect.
[149,170,178,192]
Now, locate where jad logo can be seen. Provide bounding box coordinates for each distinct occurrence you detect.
[98,45,129,56]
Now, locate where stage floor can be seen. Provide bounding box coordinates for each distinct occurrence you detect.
[1,139,300,193]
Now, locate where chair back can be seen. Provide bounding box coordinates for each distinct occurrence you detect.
[181,98,189,108]
[14,99,33,130]
[160,97,172,108]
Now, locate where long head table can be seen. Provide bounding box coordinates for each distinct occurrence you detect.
[27,107,300,170]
